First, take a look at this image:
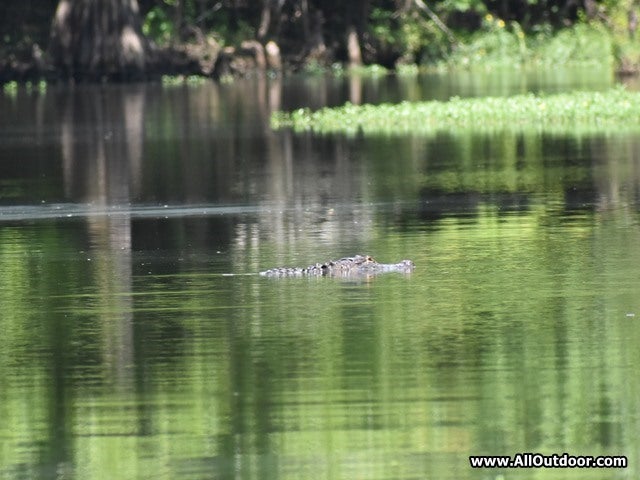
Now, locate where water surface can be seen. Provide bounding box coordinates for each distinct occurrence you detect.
[1,70,638,480]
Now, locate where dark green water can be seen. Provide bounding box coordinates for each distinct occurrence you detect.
[1,71,639,479]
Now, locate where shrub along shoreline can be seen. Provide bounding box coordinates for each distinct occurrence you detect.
[0,8,638,84]
[271,87,640,135]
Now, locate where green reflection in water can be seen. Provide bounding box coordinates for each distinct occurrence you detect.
[1,103,640,480]
[1,199,639,480]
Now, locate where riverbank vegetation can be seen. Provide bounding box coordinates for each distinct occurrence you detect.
[271,87,640,135]
[0,1,639,82]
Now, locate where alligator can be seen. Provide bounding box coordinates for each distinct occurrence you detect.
[259,254,415,278]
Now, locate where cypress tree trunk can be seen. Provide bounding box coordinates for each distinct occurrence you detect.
[49,0,151,81]
[346,26,362,67]
[344,0,368,66]
[257,0,272,41]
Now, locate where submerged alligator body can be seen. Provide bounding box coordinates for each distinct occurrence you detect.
[259,254,415,278]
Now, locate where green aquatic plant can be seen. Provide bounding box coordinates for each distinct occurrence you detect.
[271,87,640,135]
[396,63,421,76]
[24,80,47,94]
[301,61,389,77]
[161,75,209,86]
[301,59,328,76]
[348,64,389,76]
[2,80,18,96]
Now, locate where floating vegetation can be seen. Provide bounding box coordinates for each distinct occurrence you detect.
[348,64,389,76]
[301,61,389,77]
[1,80,47,98]
[271,87,640,135]
[161,75,209,86]
[396,63,420,76]
[2,81,18,96]
[301,59,328,76]
[25,80,47,94]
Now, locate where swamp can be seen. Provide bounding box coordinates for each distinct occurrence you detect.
[2,67,639,480]
[2,1,640,479]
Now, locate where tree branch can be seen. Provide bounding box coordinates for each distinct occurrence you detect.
[413,0,458,44]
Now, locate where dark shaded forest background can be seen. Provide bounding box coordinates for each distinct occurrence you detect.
[0,0,638,82]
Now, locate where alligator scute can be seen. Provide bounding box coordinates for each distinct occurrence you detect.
[259,254,415,278]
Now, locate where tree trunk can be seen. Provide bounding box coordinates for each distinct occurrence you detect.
[174,0,184,37]
[346,25,362,67]
[257,0,284,42]
[629,8,638,39]
[49,0,152,81]
[300,3,327,62]
[344,0,368,66]
[257,0,272,41]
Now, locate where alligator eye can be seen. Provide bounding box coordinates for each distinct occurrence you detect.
[366,256,374,262]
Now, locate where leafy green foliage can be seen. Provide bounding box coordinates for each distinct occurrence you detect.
[439,17,613,70]
[531,22,613,67]
[443,14,523,68]
[1,0,638,82]
[368,6,453,65]
[143,5,175,44]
